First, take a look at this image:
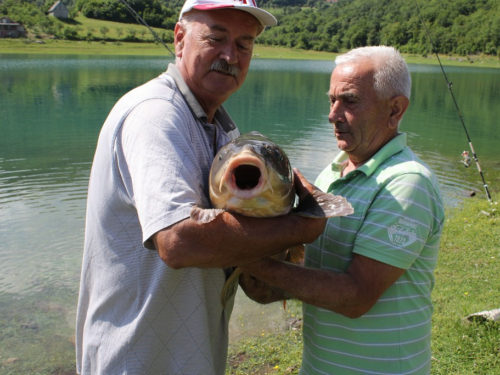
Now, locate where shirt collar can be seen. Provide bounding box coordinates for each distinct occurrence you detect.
[166,64,237,133]
[331,133,408,177]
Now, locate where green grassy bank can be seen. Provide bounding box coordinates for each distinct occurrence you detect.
[0,38,338,60]
[227,197,500,375]
[3,37,500,68]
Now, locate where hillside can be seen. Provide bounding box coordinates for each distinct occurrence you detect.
[259,0,500,55]
[1,0,500,56]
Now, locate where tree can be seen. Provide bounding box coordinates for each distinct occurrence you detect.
[86,27,94,42]
[126,27,137,41]
[99,25,109,39]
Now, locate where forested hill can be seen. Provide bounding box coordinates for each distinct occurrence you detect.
[2,0,500,56]
[262,0,500,56]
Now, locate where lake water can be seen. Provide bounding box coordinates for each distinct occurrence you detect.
[0,54,499,373]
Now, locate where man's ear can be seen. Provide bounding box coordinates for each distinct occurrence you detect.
[388,95,410,130]
[174,22,185,58]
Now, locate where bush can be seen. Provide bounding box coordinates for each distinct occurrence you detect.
[60,26,79,40]
[76,0,178,29]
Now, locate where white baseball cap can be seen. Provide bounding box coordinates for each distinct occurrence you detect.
[179,0,277,27]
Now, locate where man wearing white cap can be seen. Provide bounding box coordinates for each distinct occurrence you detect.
[75,1,327,374]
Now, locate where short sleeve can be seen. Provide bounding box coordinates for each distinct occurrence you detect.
[353,173,441,269]
[115,98,210,249]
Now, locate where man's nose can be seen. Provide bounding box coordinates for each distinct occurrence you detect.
[220,42,238,65]
[328,101,345,123]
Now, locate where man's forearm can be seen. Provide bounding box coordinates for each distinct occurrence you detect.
[153,211,325,269]
[239,258,361,316]
[240,255,405,318]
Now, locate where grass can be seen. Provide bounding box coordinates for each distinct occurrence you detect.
[227,197,500,374]
[0,38,175,56]
[68,14,172,41]
[431,198,500,374]
[1,15,500,67]
[48,14,173,43]
[0,38,339,60]
[3,37,500,67]
[227,301,304,375]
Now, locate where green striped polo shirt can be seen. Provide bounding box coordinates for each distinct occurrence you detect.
[301,133,445,375]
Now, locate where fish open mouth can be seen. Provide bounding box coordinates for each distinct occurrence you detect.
[234,165,261,190]
[207,132,300,218]
[221,152,268,199]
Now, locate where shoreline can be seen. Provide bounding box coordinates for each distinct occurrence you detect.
[2,39,500,68]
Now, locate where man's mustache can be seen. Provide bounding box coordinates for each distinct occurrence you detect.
[210,60,239,77]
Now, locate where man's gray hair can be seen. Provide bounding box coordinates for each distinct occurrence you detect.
[179,9,264,36]
[335,46,411,100]
[179,10,199,35]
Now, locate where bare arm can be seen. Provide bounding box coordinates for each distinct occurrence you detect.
[152,170,326,269]
[239,254,405,318]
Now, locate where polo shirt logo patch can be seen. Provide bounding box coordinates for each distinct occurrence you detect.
[388,217,418,247]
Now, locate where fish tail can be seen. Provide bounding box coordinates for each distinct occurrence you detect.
[220,268,243,309]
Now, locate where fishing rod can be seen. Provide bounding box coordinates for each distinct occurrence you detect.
[117,0,176,57]
[412,0,492,202]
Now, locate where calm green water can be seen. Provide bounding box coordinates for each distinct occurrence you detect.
[0,54,499,373]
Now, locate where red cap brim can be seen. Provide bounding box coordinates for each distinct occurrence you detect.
[193,4,235,10]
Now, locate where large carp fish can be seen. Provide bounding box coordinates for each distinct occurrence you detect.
[190,131,354,308]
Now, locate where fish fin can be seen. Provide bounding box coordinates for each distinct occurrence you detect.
[276,245,304,311]
[276,245,304,264]
[287,244,305,264]
[293,190,354,218]
[190,206,225,224]
[220,267,243,309]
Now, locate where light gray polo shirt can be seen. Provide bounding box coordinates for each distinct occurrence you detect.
[76,64,240,375]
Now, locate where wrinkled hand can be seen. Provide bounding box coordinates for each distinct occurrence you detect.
[239,270,287,305]
[293,168,319,200]
[293,168,328,242]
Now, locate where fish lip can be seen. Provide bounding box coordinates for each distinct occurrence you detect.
[221,151,268,200]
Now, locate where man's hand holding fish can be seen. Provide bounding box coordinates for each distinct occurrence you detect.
[153,168,332,270]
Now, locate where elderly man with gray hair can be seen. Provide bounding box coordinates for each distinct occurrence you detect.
[240,46,445,374]
[75,1,330,374]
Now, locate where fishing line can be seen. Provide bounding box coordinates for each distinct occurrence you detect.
[117,0,176,57]
[412,0,492,201]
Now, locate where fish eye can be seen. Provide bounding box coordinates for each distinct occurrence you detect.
[274,149,283,160]
[258,143,269,155]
